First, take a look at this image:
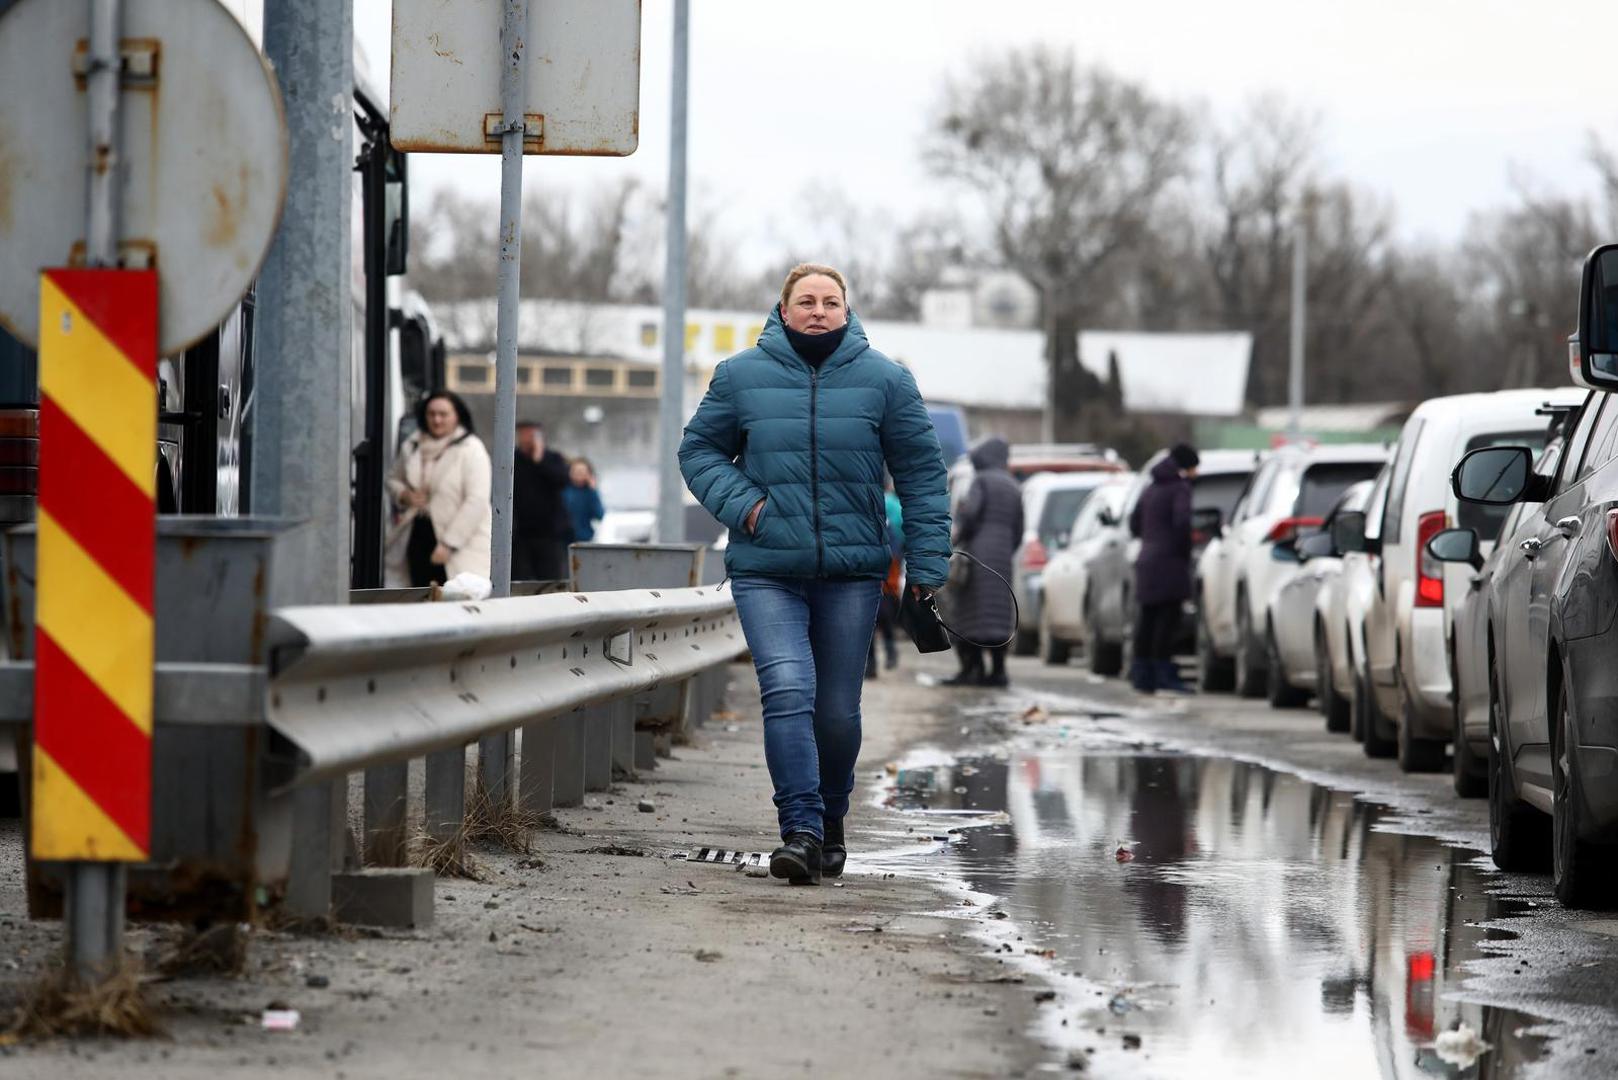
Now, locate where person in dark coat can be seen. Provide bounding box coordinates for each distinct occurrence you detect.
[1128,443,1199,693]
[945,436,1024,688]
[513,420,573,582]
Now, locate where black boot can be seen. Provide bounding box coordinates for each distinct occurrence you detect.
[769,832,823,885]
[941,643,984,686]
[822,818,847,878]
[981,647,1009,688]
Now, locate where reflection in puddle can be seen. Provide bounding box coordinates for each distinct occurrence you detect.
[891,750,1550,1079]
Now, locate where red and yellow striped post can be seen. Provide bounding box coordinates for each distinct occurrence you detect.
[32,268,157,862]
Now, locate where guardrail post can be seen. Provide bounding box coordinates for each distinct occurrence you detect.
[552,712,587,807]
[424,748,466,847]
[610,699,636,780]
[584,705,613,791]
[363,762,408,866]
[518,719,555,815]
[478,731,514,808]
[286,781,345,919]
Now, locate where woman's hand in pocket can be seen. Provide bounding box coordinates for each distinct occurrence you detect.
[746,498,765,535]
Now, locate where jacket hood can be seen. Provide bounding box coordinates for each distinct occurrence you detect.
[1150,456,1183,483]
[969,436,1011,472]
[756,305,871,371]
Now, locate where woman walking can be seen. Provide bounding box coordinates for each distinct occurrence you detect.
[943,437,1023,688]
[385,390,492,587]
[680,263,951,885]
[1128,443,1199,694]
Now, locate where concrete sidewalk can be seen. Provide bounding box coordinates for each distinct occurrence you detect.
[0,659,1046,1079]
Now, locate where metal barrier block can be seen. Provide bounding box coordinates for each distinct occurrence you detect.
[332,868,434,929]
[568,542,706,592]
[583,705,612,791]
[552,713,587,807]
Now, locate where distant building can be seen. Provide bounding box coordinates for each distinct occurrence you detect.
[435,298,1253,503]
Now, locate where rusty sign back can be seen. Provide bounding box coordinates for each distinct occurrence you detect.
[390,0,642,156]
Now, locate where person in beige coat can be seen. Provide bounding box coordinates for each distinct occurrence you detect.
[385,390,493,586]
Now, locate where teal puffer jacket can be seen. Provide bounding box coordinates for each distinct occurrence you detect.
[679,308,952,587]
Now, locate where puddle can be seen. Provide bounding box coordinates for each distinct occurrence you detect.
[888,748,1552,1079]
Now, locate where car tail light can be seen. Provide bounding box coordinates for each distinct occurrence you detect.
[1022,538,1048,571]
[1264,516,1323,544]
[1415,510,1447,608]
[0,411,39,495]
[0,466,37,495]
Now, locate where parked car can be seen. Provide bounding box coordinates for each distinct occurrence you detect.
[1083,449,1261,676]
[1036,478,1136,665]
[1197,444,1388,697]
[1344,389,1585,773]
[1337,468,1392,747]
[1416,239,1618,905]
[1268,480,1375,712]
[1441,407,1579,799]
[1011,472,1119,654]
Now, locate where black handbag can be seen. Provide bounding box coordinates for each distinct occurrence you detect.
[900,588,952,653]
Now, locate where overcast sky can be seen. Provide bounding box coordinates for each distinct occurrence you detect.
[354,0,1615,276]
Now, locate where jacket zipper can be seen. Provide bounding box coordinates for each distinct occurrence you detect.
[810,367,823,575]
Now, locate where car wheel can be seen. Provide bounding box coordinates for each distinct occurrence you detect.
[1552,678,1613,907]
[1088,598,1123,677]
[1451,642,1487,798]
[1233,596,1268,699]
[1266,624,1309,709]
[1360,668,1396,759]
[1318,628,1350,733]
[1395,670,1446,773]
[1038,606,1070,667]
[1196,610,1234,692]
[1489,661,1549,872]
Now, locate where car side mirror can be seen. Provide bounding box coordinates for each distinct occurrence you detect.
[1297,530,1335,561]
[1331,510,1367,555]
[1191,507,1223,539]
[1053,531,1071,551]
[1426,527,1483,572]
[1097,508,1119,528]
[1451,445,1538,505]
[1573,243,1618,391]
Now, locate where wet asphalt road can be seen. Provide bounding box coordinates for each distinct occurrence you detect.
[882,653,1618,1079]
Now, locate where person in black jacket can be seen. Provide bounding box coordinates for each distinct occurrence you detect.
[513,420,573,582]
[1128,443,1199,694]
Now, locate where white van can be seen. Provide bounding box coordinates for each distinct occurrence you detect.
[1355,388,1586,771]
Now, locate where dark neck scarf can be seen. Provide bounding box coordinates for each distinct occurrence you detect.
[785,323,848,366]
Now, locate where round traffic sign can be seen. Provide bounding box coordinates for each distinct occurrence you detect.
[0,0,288,356]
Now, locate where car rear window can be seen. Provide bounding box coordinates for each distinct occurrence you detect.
[1192,472,1249,521]
[1294,462,1384,519]
[1457,428,1553,539]
[1038,487,1096,543]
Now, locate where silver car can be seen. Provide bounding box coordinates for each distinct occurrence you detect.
[1012,472,1120,655]
[1267,480,1374,711]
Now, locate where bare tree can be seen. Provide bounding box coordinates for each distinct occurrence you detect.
[925,47,1191,439]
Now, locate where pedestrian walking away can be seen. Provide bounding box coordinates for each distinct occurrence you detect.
[1129,442,1199,694]
[512,420,574,582]
[943,436,1023,688]
[384,390,492,588]
[564,457,606,544]
[679,263,951,885]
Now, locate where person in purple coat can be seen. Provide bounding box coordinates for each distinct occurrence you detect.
[1128,443,1200,694]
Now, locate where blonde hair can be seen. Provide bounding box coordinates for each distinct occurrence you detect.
[779,263,848,311]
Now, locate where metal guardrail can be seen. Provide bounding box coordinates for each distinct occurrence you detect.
[265,585,743,784]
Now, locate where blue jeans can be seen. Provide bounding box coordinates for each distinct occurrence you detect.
[730,575,883,841]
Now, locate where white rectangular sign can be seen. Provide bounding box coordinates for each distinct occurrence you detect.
[390,0,641,156]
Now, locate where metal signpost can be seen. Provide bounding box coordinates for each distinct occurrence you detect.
[390,0,641,806]
[0,0,287,982]
[657,0,691,544]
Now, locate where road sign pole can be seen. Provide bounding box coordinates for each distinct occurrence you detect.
[657,0,690,544]
[63,0,129,986]
[479,0,530,806]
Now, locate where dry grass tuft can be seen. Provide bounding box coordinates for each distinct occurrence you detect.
[7,960,161,1040]
[409,824,482,881]
[154,923,247,979]
[463,782,543,855]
